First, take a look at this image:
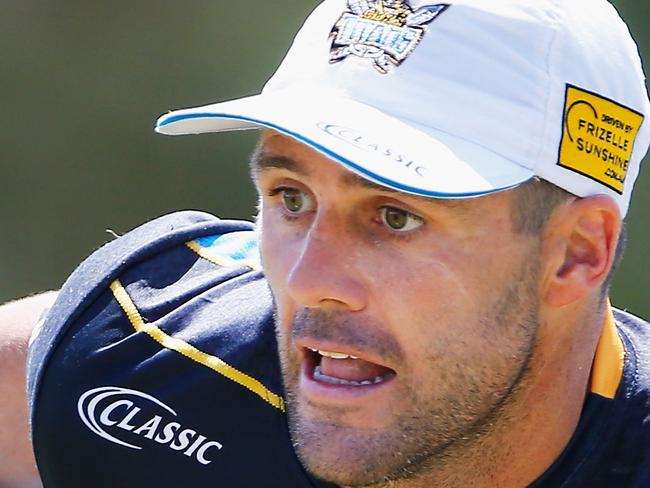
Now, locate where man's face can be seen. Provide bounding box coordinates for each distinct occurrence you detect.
[254,132,543,486]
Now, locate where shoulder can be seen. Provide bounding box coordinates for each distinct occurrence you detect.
[532,308,650,487]
[28,211,324,487]
[614,308,650,409]
[593,308,650,486]
[27,210,259,407]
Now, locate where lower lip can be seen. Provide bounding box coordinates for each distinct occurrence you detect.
[298,355,396,403]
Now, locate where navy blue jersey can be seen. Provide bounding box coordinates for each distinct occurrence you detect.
[27,211,335,487]
[27,211,650,487]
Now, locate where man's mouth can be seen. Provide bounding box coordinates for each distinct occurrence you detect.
[304,347,396,387]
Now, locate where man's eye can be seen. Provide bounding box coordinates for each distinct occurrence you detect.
[280,188,313,214]
[380,206,423,232]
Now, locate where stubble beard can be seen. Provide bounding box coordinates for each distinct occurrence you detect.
[275,260,541,487]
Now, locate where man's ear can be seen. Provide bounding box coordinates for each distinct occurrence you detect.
[542,195,621,307]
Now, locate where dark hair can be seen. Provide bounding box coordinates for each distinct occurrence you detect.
[510,178,626,296]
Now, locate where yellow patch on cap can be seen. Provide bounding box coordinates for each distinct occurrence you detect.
[558,85,644,194]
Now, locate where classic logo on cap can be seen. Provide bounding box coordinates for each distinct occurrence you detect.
[317,122,428,177]
[558,85,644,194]
[329,0,449,74]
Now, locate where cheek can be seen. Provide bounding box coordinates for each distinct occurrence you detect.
[260,230,284,289]
[366,248,497,362]
[372,249,475,314]
[364,256,467,339]
[258,211,297,319]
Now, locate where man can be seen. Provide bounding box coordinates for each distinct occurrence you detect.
[2,0,650,486]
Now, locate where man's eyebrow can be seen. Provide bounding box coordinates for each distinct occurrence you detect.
[250,152,398,195]
[250,150,468,211]
[341,171,410,195]
[341,171,468,210]
[249,152,306,176]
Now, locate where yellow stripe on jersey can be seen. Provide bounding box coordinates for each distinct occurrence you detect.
[589,304,625,399]
[109,279,285,411]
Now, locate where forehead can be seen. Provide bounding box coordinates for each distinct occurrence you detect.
[253,131,394,191]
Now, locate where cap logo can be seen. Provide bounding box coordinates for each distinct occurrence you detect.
[329,1,449,74]
[558,84,644,194]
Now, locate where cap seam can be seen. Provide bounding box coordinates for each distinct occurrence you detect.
[533,0,564,174]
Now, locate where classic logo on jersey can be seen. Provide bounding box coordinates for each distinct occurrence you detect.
[558,85,644,194]
[78,386,223,465]
[329,0,449,73]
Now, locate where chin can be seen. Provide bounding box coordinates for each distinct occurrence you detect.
[288,407,430,487]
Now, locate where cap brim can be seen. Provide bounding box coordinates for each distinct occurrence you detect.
[155,90,534,198]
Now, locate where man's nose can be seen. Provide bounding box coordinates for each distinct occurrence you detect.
[286,215,367,312]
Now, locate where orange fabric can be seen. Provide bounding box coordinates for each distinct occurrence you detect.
[590,305,625,399]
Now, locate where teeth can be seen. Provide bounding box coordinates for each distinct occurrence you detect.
[307,347,359,360]
[313,366,388,386]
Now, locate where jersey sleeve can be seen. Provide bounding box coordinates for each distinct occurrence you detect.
[26,211,331,487]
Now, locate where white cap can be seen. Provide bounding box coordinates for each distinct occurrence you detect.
[156,0,650,216]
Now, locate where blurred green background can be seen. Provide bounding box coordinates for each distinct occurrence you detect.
[1,1,648,318]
